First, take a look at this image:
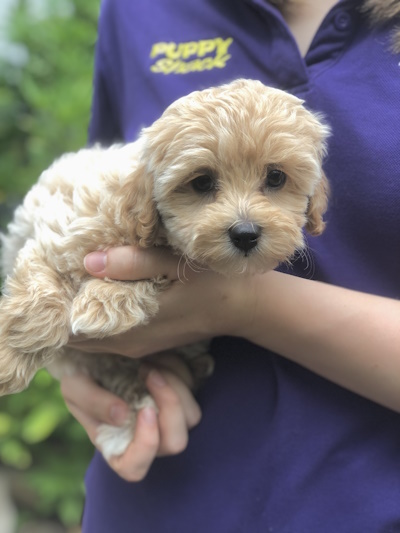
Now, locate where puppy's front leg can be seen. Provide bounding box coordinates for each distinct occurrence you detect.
[0,244,72,394]
[70,277,170,338]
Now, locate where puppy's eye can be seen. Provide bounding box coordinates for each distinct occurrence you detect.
[191,174,215,194]
[265,168,287,190]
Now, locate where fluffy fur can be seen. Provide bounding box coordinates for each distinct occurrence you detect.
[0,79,329,459]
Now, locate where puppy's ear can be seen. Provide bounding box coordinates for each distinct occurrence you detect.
[305,171,329,236]
[117,160,160,247]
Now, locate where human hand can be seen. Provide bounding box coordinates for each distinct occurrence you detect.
[61,353,202,481]
[68,246,254,357]
[62,245,253,480]
[66,245,400,423]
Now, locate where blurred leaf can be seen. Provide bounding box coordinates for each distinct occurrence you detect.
[0,412,13,436]
[0,0,99,201]
[57,495,84,526]
[21,402,68,444]
[32,369,54,389]
[0,438,32,469]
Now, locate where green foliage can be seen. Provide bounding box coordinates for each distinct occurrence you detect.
[0,0,100,527]
[0,0,99,201]
[0,371,94,526]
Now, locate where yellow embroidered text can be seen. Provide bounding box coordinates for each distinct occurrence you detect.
[150,37,233,74]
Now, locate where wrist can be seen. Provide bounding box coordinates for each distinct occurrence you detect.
[237,270,287,347]
[212,272,261,341]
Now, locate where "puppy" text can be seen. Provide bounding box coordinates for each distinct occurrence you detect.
[149,37,233,75]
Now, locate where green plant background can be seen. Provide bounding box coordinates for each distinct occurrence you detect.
[0,0,100,528]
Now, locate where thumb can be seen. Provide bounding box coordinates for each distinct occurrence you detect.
[84,246,180,281]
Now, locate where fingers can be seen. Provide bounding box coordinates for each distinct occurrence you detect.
[84,246,180,281]
[61,372,130,427]
[108,406,160,482]
[106,369,202,482]
[61,368,202,483]
[61,372,160,481]
[66,401,103,447]
[144,352,195,390]
[146,369,201,454]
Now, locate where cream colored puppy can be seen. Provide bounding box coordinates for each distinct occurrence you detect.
[0,79,329,459]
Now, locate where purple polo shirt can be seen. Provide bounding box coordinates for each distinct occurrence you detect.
[83,1,400,531]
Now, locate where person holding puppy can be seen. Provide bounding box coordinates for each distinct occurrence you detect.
[61,0,400,531]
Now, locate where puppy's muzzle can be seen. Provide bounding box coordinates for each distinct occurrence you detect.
[229,222,261,253]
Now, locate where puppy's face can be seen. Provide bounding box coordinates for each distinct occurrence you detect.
[136,80,329,275]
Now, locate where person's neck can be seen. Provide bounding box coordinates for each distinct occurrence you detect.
[272,0,339,56]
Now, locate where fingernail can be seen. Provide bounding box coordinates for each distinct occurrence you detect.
[141,406,157,425]
[84,252,107,273]
[110,404,129,425]
[148,370,166,388]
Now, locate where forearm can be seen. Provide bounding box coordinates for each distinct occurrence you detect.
[245,271,400,412]
[81,247,400,411]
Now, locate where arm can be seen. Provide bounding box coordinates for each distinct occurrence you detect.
[78,246,400,412]
[62,245,400,481]
[245,272,400,412]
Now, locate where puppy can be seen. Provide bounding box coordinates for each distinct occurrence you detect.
[0,79,329,459]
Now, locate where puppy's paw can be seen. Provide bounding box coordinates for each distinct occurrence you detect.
[71,278,161,338]
[188,353,215,382]
[177,342,215,389]
[95,395,156,460]
[96,422,135,460]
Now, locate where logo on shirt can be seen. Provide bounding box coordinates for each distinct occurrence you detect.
[149,37,233,75]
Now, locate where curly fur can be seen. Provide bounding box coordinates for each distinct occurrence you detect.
[0,79,329,460]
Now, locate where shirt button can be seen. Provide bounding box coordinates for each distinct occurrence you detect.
[333,11,352,31]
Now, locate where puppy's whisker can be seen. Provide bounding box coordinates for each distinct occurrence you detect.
[283,257,294,271]
[294,246,315,279]
[176,254,187,284]
[182,260,188,282]
[185,256,209,274]
[176,254,209,283]
[303,247,316,279]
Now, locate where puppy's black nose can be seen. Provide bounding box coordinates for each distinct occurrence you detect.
[229,222,261,253]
